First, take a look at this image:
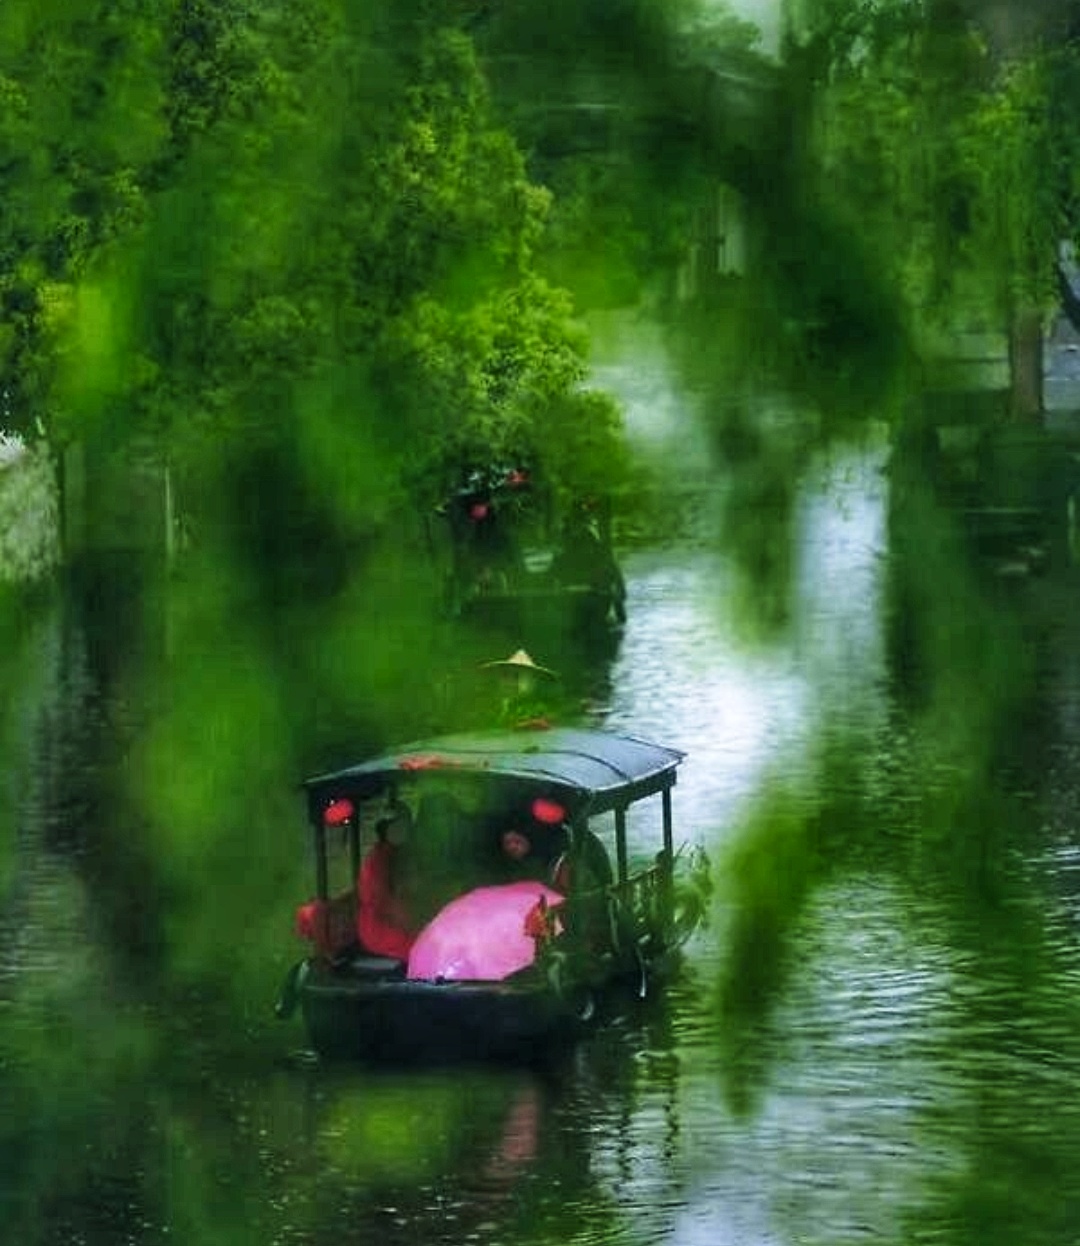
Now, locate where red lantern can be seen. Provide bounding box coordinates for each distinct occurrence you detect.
[323,798,354,826]
[530,797,566,825]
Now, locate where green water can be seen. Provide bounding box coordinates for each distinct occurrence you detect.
[6,450,1080,1246]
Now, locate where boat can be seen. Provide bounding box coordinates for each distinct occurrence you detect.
[276,726,710,1063]
[437,465,627,638]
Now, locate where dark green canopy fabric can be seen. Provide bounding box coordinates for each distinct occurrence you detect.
[303,727,684,823]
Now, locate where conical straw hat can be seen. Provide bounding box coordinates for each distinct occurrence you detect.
[481,649,556,677]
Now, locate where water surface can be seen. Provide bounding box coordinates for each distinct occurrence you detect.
[5,447,1080,1246]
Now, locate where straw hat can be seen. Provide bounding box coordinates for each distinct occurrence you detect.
[481,649,556,678]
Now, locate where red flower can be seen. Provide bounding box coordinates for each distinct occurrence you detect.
[523,897,552,941]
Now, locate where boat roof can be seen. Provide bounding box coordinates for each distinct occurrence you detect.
[303,726,684,822]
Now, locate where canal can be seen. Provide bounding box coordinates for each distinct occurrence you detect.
[5,435,1080,1245]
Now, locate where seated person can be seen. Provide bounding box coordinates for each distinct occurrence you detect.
[497,823,569,888]
[499,827,542,876]
[495,798,601,894]
[357,811,415,961]
[500,821,614,958]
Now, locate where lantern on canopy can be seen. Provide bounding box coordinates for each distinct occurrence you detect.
[323,798,354,826]
[530,797,566,825]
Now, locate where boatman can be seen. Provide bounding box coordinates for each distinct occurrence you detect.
[482,648,559,730]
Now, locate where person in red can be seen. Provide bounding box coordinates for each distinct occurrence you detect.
[357,811,415,960]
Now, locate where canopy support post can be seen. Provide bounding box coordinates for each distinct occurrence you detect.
[315,821,329,901]
[348,817,360,882]
[661,785,675,929]
[662,786,673,860]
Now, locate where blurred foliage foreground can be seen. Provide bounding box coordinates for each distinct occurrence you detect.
[0,0,638,988]
[8,2,1080,1243]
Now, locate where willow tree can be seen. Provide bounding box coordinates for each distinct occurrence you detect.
[788,0,1080,420]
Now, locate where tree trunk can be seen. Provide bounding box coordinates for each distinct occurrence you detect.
[1008,305,1044,421]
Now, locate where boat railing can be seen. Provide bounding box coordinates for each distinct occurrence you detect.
[606,858,673,940]
[609,861,661,903]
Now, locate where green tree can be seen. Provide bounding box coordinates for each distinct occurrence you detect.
[791,0,1080,419]
[0,0,168,433]
[41,3,628,548]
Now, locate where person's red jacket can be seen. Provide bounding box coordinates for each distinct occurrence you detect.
[357,841,415,960]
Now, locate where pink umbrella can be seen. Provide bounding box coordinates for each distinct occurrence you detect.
[407,882,565,982]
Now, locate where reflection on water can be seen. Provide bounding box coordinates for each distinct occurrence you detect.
[7,445,1080,1245]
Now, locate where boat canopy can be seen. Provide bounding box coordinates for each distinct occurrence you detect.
[302,727,684,826]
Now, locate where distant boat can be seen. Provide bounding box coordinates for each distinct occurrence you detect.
[437,465,627,637]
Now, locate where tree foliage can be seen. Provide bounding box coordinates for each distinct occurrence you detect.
[798,0,1080,336]
[0,0,167,424]
[0,0,628,548]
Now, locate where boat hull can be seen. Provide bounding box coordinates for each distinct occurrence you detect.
[298,963,599,1064]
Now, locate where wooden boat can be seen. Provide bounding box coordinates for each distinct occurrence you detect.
[437,466,627,637]
[276,726,710,1063]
